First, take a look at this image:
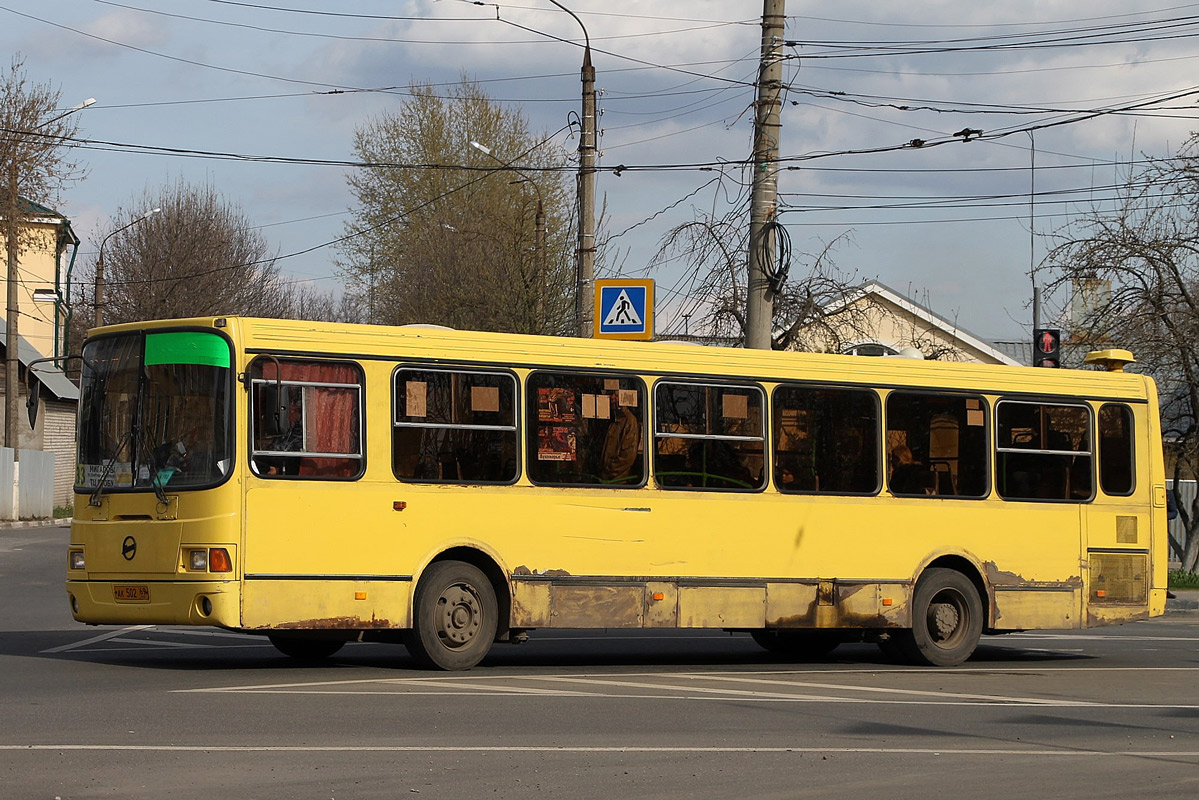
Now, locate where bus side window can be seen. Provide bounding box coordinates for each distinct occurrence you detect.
[250,359,365,480]
[393,368,518,484]
[773,385,880,495]
[654,381,766,491]
[996,401,1093,501]
[886,392,988,498]
[1098,404,1134,496]
[525,372,645,487]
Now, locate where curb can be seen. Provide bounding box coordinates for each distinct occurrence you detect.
[1166,596,1199,614]
[0,518,71,531]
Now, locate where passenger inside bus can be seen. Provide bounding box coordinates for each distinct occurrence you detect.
[600,392,640,482]
[889,444,934,494]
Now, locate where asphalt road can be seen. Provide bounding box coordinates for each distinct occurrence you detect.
[3,525,1198,799]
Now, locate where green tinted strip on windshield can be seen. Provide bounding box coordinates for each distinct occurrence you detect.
[145,332,231,368]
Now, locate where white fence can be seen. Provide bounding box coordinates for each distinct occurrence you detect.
[0,447,55,521]
[1167,479,1196,563]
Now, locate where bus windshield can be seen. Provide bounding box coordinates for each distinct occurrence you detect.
[76,330,234,492]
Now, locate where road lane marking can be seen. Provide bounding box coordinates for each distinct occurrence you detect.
[1,744,1198,757]
[173,671,1199,708]
[40,625,154,654]
[680,674,1096,706]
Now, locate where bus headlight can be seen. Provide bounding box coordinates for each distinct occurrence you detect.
[186,548,232,573]
[188,549,208,571]
[69,549,85,571]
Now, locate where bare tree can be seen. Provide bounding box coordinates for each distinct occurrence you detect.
[282,282,364,324]
[652,206,866,350]
[338,78,574,335]
[1,55,86,447]
[73,180,292,332]
[1043,133,1199,571]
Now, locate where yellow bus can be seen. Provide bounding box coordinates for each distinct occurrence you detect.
[65,316,1168,669]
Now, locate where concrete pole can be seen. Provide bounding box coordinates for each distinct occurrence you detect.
[745,0,786,350]
[93,246,105,328]
[577,48,597,338]
[535,200,546,332]
[5,161,21,449]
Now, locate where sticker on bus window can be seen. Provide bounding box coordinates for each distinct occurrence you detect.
[723,393,748,419]
[618,389,638,408]
[537,388,575,421]
[967,409,985,427]
[472,386,501,413]
[537,426,577,461]
[582,393,609,420]
[604,379,620,392]
[406,381,427,417]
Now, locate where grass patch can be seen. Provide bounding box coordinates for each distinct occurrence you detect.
[52,505,73,519]
[1169,570,1199,590]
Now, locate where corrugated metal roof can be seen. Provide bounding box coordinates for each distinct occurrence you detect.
[0,316,79,402]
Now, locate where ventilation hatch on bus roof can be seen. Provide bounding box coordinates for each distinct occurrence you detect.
[1084,349,1136,372]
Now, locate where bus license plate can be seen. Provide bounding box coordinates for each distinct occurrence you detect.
[113,585,150,602]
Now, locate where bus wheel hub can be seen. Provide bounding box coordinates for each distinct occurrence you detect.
[931,603,959,639]
[439,586,481,644]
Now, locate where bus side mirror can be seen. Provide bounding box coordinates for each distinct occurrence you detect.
[262,384,290,437]
[26,379,40,429]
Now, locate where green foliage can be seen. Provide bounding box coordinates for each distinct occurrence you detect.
[338,78,575,335]
[1169,570,1199,590]
[53,505,72,519]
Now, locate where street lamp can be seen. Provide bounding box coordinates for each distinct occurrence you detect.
[547,1,596,337]
[94,207,160,328]
[469,141,547,332]
[1025,130,1041,332]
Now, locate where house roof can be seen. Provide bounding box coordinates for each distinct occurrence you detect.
[829,281,1022,366]
[0,315,79,402]
[0,197,80,246]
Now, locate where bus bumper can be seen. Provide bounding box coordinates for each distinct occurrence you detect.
[66,580,240,627]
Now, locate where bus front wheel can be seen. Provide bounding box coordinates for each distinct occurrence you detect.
[899,568,983,666]
[404,560,498,671]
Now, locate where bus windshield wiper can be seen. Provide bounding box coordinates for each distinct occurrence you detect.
[88,430,133,508]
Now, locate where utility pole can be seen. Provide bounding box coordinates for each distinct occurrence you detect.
[578,49,597,338]
[549,1,597,338]
[745,0,786,350]
[4,161,20,450]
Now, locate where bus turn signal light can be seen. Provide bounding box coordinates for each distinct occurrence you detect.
[209,548,232,573]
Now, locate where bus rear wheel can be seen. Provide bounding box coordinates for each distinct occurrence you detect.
[404,560,498,671]
[899,568,983,666]
[268,634,345,661]
[751,629,841,659]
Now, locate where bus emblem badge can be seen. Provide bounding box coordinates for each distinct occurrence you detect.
[121,537,137,561]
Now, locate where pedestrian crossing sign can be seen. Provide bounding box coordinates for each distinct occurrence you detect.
[594,279,654,340]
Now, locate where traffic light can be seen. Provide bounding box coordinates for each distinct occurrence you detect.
[1033,328,1061,368]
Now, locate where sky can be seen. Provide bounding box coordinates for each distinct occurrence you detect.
[2,0,1197,344]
